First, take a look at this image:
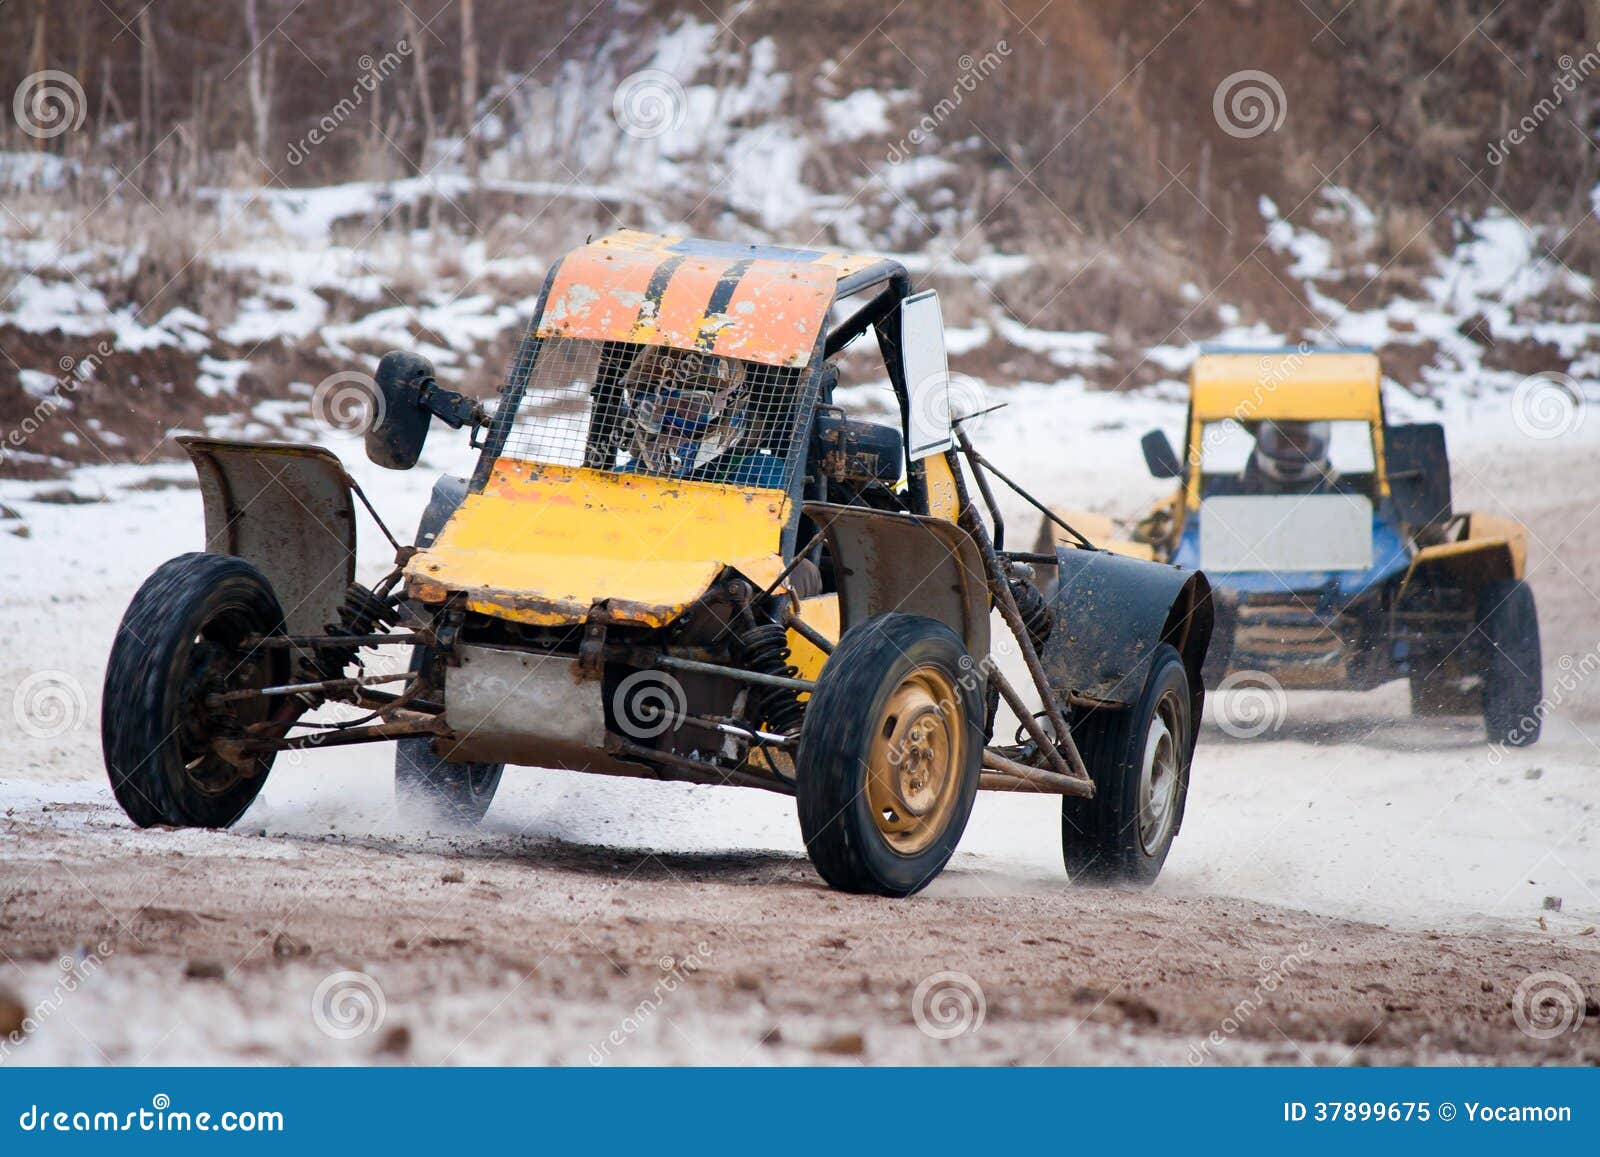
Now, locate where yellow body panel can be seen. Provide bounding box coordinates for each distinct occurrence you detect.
[788,594,840,683]
[1036,510,1155,560]
[405,458,789,627]
[922,453,960,522]
[1189,352,1384,423]
[1183,352,1388,514]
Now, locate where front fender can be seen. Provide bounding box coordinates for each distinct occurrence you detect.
[179,436,356,637]
[1043,546,1213,727]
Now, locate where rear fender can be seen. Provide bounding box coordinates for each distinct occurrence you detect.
[179,436,356,637]
[1043,547,1213,734]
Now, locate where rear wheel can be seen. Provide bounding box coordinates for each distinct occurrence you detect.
[102,552,290,828]
[1061,643,1192,886]
[1478,579,1542,746]
[394,647,504,825]
[796,613,982,897]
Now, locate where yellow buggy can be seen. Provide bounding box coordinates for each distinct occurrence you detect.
[103,231,1213,895]
[1048,349,1543,746]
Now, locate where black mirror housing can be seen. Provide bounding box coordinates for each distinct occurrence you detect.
[365,351,436,470]
[1141,429,1183,480]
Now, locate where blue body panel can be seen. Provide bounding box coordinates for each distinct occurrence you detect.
[1172,512,1410,608]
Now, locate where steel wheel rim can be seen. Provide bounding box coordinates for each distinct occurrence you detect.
[865,666,965,856]
[1137,690,1183,854]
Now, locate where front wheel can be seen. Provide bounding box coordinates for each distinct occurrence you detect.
[394,647,504,826]
[795,613,983,897]
[1479,579,1542,746]
[1061,643,1193,886]
[102,552,290,828]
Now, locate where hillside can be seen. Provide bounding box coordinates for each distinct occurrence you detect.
[2,0,1599,476]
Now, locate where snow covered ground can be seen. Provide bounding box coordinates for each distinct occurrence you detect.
[4,379,1597,940]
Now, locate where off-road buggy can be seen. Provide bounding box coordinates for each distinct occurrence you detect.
[1041,348,1541,746]
[103,230,1213,896]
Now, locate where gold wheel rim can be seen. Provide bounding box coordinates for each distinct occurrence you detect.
[865,666,965,856]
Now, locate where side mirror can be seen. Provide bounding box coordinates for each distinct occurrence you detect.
[1141,429,1183,480]
[900,290,954,460]
[365,351,480,471]
[1385,422,1452,527]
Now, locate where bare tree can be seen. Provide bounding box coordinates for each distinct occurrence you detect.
[405,6,437,168]
[461,0,479,178]
[243,0,278,164]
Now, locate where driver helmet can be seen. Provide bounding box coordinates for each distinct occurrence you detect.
[1252,420,1332,484]
[622,347,750,477]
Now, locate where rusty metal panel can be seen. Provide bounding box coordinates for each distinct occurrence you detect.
[443,645,642,773]
[178,437,356,637]
[803,502,990,661]
[1044,547,1213,708]
[532,230,884,369]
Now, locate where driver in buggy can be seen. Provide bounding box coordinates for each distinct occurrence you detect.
[1215,419,1344,497]
[605,346,789,490]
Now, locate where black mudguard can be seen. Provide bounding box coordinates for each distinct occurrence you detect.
[1042,547,1214,737]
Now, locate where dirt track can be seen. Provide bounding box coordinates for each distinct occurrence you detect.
[2,439,1598,1066]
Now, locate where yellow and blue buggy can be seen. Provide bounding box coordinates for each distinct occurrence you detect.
[1066,348,1543,747]
[102,231,1213,895]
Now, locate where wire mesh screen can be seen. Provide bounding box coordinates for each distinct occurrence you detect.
[493,336,812,490]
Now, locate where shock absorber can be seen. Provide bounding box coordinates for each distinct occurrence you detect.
[732,621,805,736]
[1006,563,1056,655]
[310,582,401,681]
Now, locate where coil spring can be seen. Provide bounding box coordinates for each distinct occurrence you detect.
[311,582,400,680]
[733,621,805,735]
[1008,576,1056,655]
